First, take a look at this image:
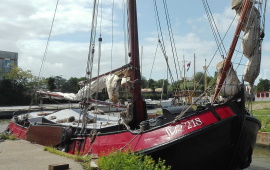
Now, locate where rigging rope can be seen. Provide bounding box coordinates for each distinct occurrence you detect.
[78,0,100,134]
[152,0,178,91]
[85,0,99,99]
[148,42,159,86]
[122,0,129,64]
[202,0,227,57]
[38,0,60,83]
[110,0,115,71]
[162,0,180,81]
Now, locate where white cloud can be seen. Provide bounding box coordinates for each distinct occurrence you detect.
[1,0,269,87]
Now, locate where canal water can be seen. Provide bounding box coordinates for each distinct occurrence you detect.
[0,119,269,169]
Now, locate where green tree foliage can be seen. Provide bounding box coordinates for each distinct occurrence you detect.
[47,77,57,91]
[3,66,33,85]
[148,78,157,92]
[0,79,31,105]
[2,66,46,92]
[61,77,85,93]
[0,67,37,105]
[256,79,270,92]
[156,79,169,94]
[141,76,148,88]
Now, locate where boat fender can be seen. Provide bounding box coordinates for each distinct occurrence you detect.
[68,116,75,122]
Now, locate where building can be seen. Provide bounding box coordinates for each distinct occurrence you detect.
[255,91,270,102]
[0,50,18,79]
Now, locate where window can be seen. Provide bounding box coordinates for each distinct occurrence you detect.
[257,93,260,98]
[261,93,265,98]
[266,93,269,98]
[4,59,10,68]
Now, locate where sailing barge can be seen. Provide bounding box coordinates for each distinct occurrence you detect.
[7,0,264,169]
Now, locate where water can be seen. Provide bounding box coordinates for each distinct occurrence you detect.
[0,119,10,133]
[0,119,269,169]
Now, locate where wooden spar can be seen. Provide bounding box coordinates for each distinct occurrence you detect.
[212,0,252,102]
[87,64,130,82]
[128,0,147,126]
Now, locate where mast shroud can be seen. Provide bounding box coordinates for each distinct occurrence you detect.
[213,0,252,102]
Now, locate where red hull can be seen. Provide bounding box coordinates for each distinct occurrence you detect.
[68,105,234,155]
[7,103,260,169]
[8,122,27,140]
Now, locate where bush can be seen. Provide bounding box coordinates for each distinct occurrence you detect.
[98,150,171,170]
[0,133,17,140]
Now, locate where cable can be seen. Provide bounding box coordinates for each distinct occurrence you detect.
[38,0,60,84]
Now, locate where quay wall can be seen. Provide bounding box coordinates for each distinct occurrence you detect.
[256,132,270,147]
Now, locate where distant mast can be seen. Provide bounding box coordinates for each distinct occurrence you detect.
[128,0,147,127]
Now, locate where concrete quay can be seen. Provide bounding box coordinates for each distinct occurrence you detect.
[0,104,79,119]
[0,140,84,170]
[256,132,270,148]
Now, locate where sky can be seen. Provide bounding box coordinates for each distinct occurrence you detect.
[1,0,270,85]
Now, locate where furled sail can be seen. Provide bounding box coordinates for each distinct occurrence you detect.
[216,60,240,96]
[232,0,262,85]
[37,75,108,101]
[37,67,132,103]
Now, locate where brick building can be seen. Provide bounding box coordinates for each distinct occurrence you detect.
[255,91,270,102]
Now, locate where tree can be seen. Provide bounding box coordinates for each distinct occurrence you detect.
[256,79,270,92]
[0,78,31,105]
[148,78,157,92]
[3,66,33,86]
[0,66,38,105]
[141,76,148,88]
[156,79,169,94]
[47,77,57,91]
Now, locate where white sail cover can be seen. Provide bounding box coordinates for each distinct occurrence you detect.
[38,75,108,101]
[216,61,241,96]
[37,68,132,103]
[106,74,121,103]
[232,0,262,85]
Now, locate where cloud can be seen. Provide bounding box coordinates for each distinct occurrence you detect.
[1,0,269,87]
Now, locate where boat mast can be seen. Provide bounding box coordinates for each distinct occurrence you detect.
[193,53,196,93]
[212,0,252,102]
[128,0,147,127]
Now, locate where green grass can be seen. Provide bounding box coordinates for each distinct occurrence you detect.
[253,111,270,132]
[155,110,163,114]
[43,146,93,169]
[249,101,270,132]
[0,133,17,140]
